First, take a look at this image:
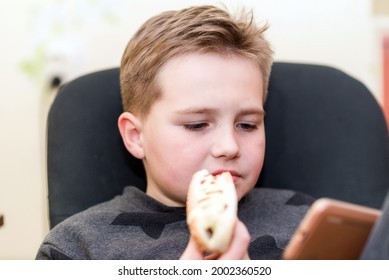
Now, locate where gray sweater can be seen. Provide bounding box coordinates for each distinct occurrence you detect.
[36,186,314,260]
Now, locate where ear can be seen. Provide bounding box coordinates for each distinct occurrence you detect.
[118,112,145,159]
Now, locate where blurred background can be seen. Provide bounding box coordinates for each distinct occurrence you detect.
[0,0,388,259]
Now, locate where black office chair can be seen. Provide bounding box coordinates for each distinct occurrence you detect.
[46,62,389,229]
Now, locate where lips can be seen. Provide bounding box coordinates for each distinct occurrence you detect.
[211,170,241,182]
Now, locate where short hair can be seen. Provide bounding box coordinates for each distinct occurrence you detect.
[120,5,273,119]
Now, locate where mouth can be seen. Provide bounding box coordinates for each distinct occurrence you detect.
[211,170,242,182]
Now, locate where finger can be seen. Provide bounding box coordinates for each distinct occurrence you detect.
[204,252,220,260]
[180,237,205,260]
[218,220,251,260]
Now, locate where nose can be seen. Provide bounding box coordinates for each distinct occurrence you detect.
[211,126,240,159]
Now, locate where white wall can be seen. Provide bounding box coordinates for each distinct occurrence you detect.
[0,0,384,259]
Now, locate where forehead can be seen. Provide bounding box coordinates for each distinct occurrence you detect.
[155,52,263,105]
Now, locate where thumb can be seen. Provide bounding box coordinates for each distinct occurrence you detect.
[180,237,205,260]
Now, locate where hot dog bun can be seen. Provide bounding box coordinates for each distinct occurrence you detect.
[186,169,238,254]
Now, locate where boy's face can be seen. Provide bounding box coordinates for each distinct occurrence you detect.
[137,53,265,206]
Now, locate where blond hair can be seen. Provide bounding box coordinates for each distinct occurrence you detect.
[120,5,273,119]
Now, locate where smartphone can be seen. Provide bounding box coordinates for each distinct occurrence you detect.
[282,198,381,260]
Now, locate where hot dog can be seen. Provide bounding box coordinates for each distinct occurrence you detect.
[186,169,238,253]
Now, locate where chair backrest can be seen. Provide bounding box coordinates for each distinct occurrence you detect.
[258,63,389,209]
[47,62,389,228]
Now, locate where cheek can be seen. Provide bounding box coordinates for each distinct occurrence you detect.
[167,140,211,191]
[145,128,208,178]
[243,129,265,159]
[236,138,265,201]
[243,132,266,176]
[168,138,208,173]
[256,135,266,160]
[254,136,266,170]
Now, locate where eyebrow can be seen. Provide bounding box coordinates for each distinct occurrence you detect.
[238,108,266,117]
[174,107,265,116]
[174,107,217,115]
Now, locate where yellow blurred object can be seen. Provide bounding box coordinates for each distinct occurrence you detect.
[373,0,389,16]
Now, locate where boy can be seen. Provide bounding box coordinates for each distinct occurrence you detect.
[36,5,313,260]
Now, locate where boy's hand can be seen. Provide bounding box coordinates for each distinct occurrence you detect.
[180,220,250,260]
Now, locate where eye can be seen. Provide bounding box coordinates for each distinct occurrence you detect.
[236,123,258,131]
[184,122,209,131]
